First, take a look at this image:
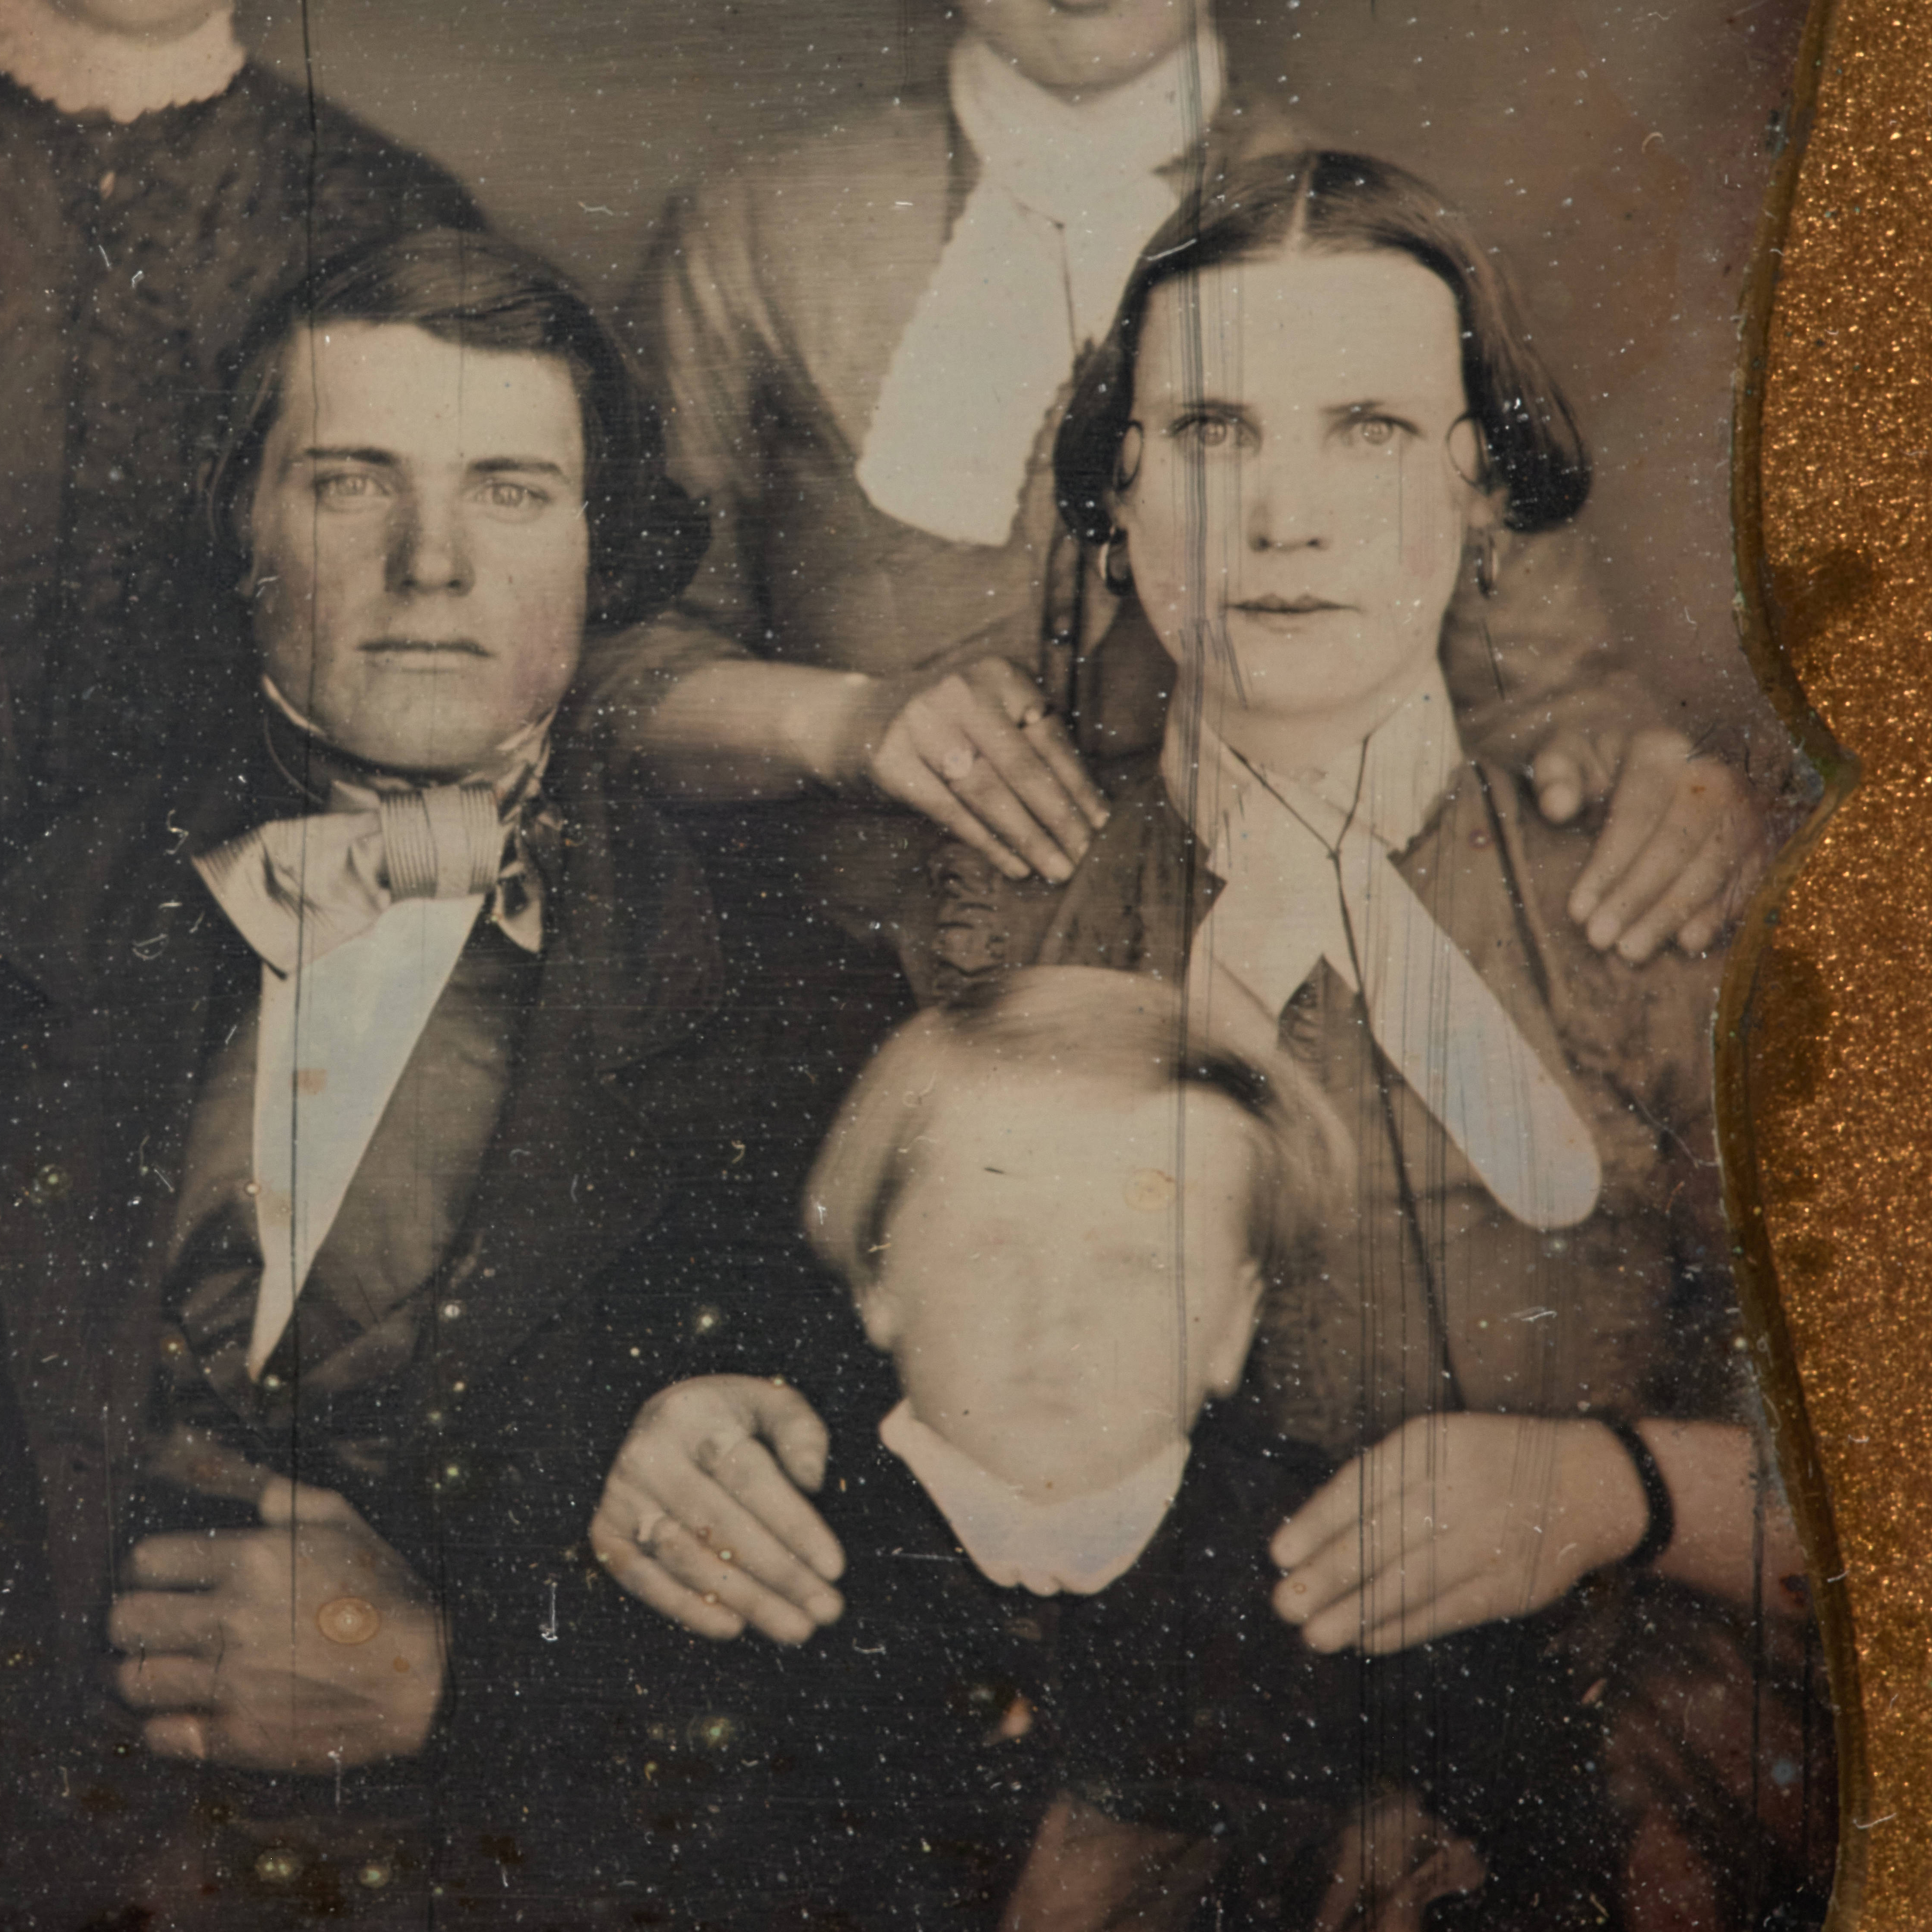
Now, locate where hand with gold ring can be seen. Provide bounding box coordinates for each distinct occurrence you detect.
[867,655,1111,883]
[590,1375,845,1645]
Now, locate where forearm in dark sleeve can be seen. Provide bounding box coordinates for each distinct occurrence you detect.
[1444,526,1664,763]
[619,182,776,659]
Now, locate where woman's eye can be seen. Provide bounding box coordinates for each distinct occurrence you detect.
[1171,413,1248,452]
[1339,413,1414,450]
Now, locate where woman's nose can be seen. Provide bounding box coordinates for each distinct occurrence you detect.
[388,496,474,594]
[1245,456,1328,554]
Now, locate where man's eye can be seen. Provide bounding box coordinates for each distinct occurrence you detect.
[478,479,547,512]
[313,472,384,504]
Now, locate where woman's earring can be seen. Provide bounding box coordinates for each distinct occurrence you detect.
[1102,528,1133,596]
[1473,525,1501,601]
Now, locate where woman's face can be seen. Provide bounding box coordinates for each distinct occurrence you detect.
[961,0,1195,95]
[52,0,226,37]
[1114,245,1484,756]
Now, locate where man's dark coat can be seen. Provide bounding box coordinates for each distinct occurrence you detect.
[0,715,893,1923]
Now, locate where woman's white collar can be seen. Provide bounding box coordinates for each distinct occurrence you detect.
[0,0,244,122]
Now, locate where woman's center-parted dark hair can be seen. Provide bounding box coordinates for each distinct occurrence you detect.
[203,228,707,630]
[805,967,1351,1313]
[1056,149,1592,548]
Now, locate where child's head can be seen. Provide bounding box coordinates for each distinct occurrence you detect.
[1055,150,1590,753]
[806,969,1344,1502]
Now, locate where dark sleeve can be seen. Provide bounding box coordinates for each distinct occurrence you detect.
[622,178,777,653]
[1442,524,1665,763]
[921,839,1071,1005]
[301,95,485,255]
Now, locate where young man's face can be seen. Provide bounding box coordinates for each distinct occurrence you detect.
[962,0,1197,95]
[246,321,589,776]
[860,1068,1265,1502]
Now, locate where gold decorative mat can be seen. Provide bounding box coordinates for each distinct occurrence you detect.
[1731,2,1932,1920]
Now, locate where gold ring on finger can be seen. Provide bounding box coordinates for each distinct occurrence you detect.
[636,1512,671,1552]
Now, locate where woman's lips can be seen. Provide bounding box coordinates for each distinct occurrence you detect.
[1230,596,1350,630]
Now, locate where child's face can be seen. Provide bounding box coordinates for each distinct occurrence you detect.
[1114,245,1481,753]
[859,1069,1265,1502]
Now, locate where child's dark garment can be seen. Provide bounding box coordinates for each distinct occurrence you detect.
[634,1381,1633,1931]
[636,1394,1361,1928]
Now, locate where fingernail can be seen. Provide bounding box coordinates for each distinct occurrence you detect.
[807,1590,843,1622]
[1042,854,1074,883]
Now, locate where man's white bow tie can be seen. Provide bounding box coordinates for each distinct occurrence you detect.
[190,692,552,1378]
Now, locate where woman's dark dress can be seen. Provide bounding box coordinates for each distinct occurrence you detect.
[922,747,1837,1932]
[0,60,480,849]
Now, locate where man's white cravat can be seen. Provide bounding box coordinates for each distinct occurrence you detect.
[855,26,1225,548]
[243,896,482,1377]
[193,690,550,1378]
[880,1400,1189,1597]
[1169,673,1602,1230]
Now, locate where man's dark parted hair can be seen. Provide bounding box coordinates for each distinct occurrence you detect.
[1056,149,1592,547]
[204,228,707,629]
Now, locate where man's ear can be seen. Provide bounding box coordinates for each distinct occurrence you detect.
[230,485,261,600]
[852,1274,903,1355]
[1203,1256,1266,1399]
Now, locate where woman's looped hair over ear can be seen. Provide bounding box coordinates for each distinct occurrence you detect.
[1056,149,1591,547]
[805,965,1352,1304]
[202,227,708,629]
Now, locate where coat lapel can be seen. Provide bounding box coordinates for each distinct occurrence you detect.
[426,748,728,1396]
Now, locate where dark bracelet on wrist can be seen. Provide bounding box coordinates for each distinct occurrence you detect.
[1601,1416,1675,1569]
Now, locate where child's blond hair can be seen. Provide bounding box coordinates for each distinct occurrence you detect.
[805,967,1350,1302]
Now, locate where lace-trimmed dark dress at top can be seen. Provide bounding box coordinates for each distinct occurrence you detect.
[0,58,479,848]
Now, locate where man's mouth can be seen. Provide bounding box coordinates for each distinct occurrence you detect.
[359,638,489,658]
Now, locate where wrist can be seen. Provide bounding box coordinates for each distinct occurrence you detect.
[1593,1416,1675,1569]
[785,669,922,795]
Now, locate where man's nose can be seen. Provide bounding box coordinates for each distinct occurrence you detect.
[387,496,474,594]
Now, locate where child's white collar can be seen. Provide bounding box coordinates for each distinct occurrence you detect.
[0,0,244,122]
[880,1400,1189,1597]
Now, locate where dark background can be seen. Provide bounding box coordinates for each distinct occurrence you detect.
[234,0,1811,752]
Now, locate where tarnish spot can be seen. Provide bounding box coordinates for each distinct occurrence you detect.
[316,1595,380,1644]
